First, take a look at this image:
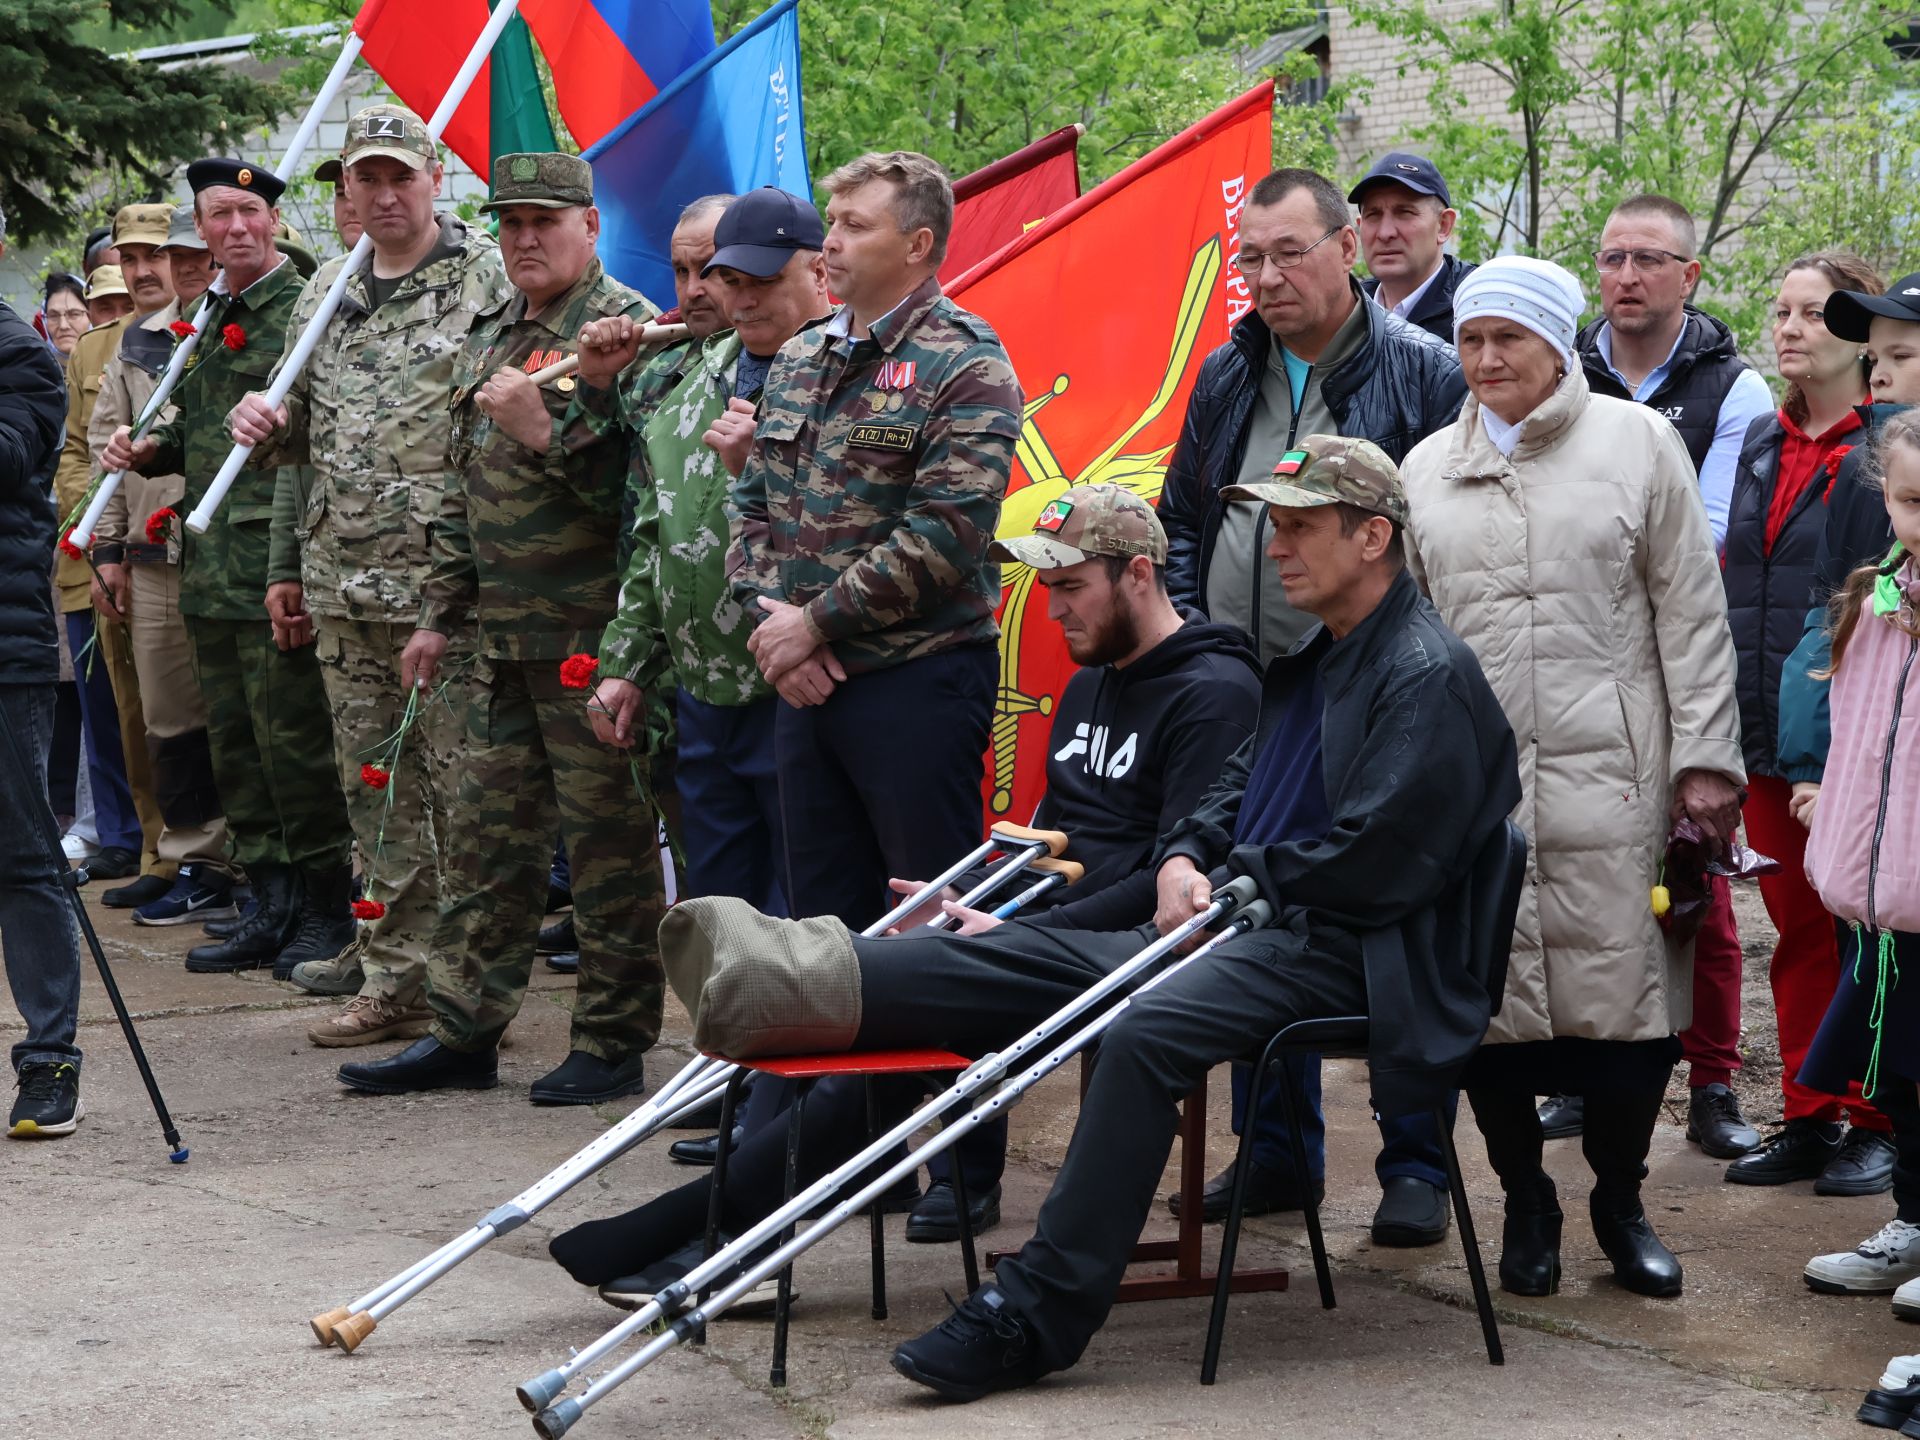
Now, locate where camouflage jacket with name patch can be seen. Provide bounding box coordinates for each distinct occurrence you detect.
[727,276,1022,674]
[262,214,513,623]
[417,258,656,660]
[147,260,309,620]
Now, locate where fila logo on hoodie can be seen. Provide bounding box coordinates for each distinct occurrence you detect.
[1053,722,1138,780]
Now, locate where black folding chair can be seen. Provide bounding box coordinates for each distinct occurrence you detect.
[1200,819,1528,1383]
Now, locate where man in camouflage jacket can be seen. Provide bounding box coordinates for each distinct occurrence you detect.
[232,104,513,1048]
[583,188,831,915]
[104,161,354,969]
[724,153,1022,929]
[338,153,666,1104]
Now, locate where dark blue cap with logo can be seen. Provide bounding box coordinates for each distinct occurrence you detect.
[1348,152,1451,208]
[703,187,826,278]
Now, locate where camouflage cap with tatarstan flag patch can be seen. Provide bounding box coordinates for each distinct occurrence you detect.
[986,483,1168,570]
[341,103,436,171]
[479,152,595,213]
[1220,433,1409,527]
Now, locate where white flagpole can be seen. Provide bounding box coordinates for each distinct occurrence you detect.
[70,26,367,547]
[187,0,529,535]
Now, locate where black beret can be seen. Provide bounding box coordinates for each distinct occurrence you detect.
[186,157,286,205]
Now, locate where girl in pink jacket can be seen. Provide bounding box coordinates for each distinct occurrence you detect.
[1784,408,1920,1430]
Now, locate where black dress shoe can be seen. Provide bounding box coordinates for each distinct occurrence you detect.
[1685,1083,1761,1158]
[668,1094,726,1131]
[338,1036,498,1095]
[905,1178,1002,1244]
[891,1285,1050,1403]
[530,1049,646,1105]
[100,872,172,908]
[1724,1118,1844,1185]
[81,846,140,882]
[667,1127,744,1166]
[1372,1175,1450,1247]
[1537,1093,1584,1139]
[1860,1377,1920,1430]
[537,914,576,954]
[544,952,580,974]
[1169,1160,1325,1223]
[1498,1184,1563,1296]
[1815,1128,1898,1196]
[1591,1199,1683,1297]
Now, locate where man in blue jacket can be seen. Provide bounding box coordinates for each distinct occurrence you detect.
[0,210,89,1137]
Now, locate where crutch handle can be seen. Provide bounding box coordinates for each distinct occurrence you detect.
[989,821,1069,856]
[1027,855,1084,883]
[1212,873,1261,916]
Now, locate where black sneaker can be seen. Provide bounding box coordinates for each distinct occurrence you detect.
[133,866,239,927]
[529,1049,647,1106]
[906,1178,1002,1244]
[1168,1159,1325,1223]
[1537,1093,1584,1138]
[1685,1083,1762,1159]
[1725,1118,1844,1186]
[79,846,139,882]
[597,1234,782,1316]
[101,872,173,909]
[1860,1377,1920,1430]
[1815,1129,1898,1196]
[891,1285,1051,1402]
[8,1061,83,1138]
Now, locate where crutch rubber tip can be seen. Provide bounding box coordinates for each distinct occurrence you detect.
[517,1371,567,1413]
[333,1311,377,1353]
[169,1147,189,1163]
[311,1307,351,1346]
[533,1400,583,1440]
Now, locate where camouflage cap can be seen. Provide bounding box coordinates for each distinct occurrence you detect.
[111,202,173,250]
[987,484,1167,570]
[84,265,128,302]
[341,103,436,171]
[1220,433,1408,527]
[158,203,206,253]
[479,152,594,213]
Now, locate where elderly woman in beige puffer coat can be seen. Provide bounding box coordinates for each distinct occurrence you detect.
[1400,256,1746,1303]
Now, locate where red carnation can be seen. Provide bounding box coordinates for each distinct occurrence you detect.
[168,319,196,340]
[222,323,247,351]
[144,507,179,543]
[360,763,391,790]
[58,530,84,561]
[1822,444,1855,502]
[559,653,599,690]
[351,899,387,920]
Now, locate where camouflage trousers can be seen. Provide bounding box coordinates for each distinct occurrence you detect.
[312,616,472,1006]
[184,616,352,873]
[427,655,666,1061]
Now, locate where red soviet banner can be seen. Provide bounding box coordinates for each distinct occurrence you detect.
[948,82,1275,829]
[940,124,1083,284]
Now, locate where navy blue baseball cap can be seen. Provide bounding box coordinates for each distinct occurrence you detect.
[1348,152,1451,208]
[1825,274,1920,342]
[703,187,825,278]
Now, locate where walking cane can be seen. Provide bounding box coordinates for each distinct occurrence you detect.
[188,0,532,535]
[515,875,1274,1436]
[68,18,369,547]
[309,821,1071,1351]
[0,697,188,1162]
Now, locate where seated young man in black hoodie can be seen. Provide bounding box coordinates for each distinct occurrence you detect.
[550,483,1263,1296]
[640,435,1520,1398]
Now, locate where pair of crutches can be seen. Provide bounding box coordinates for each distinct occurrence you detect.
[515,874,1275,1438]
[308,821,1079,1353]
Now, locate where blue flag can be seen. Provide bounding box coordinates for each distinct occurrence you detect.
[585,0,810,306]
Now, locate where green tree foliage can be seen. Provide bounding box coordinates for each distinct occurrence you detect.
[0,0,284,245]
[1345,0,1920,337]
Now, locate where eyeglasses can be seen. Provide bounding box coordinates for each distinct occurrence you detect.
[1231,227,1343,275]
[1594,248,1694,273]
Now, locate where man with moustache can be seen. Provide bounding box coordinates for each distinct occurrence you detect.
[89,203,232,914]
[101,160,354,954]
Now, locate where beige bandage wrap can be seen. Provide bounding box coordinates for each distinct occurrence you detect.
[661,898,863,1058]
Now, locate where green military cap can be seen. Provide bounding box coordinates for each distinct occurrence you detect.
[158,203,206,253]
[1220,433,1409,527]
[480,152,595,213]
[341,103,436,171]
[112,203,174,250]
[84,265,128,302]
[987,483,1167,569]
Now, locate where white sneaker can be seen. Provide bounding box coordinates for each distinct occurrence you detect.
[1896,1273,1920,1320]
[1880,1353,1920,1390]
[61,831,99,861]
[1804,1217,1920,1294]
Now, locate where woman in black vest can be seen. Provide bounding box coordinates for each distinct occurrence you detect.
[1721,252,1896,1195]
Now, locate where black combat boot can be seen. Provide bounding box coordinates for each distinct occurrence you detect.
[272,864,358,981]
[185,864,302,973]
